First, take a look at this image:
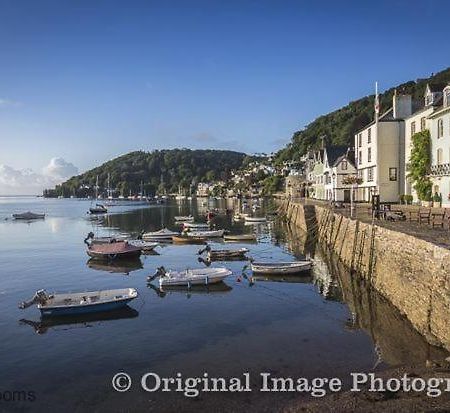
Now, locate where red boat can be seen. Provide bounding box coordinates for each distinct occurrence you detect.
[86,241,142,261]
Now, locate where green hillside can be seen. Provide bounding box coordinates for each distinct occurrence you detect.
[276,67,450,163]
[47,149,248,198]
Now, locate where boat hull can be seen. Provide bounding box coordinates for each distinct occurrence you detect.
[39,299,135,316]
[251,262,312,274]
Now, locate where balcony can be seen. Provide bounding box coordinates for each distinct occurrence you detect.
[429,163,450,177]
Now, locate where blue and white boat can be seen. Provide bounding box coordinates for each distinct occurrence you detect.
[19,288,138,316]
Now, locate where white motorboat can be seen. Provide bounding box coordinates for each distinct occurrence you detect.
[151,267,232,287]
[187,229,225,238]
[199,246,249,260]
[89,204,108,214]
[142,228,179,240]
[183,222,210,229]
[244,216,267,223]
[19,288,138,316]
[174,215,194,222]
[127,240,159,251]
[251,261,312,274]
[12,212,45,220]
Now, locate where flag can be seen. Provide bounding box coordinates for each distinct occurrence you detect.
[374,81,380,115]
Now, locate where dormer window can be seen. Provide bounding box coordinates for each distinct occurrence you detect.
[425,93,433,106]
[444,87,450,107]
[341,160,348,170]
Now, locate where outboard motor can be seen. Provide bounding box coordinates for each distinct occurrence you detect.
[84,232,95,246]
[147,266,166,282]
[197,245,211,255]
[19,289,49,309]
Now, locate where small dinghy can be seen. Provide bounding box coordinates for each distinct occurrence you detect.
[183,222,210,230]
[89,204,108,214]
[19,288,138,316]
[251,261,312,274]
[187,229,224,238]
[127,240,159,251]
[224,234,257,242]
[12,211,45,220]
[199,245,249,260]
[85,239,142,260]
[149,266,232,287]
[174,215,194,222]
[142,228,179,241]
[172,235,206,244]
[244,216,267,223]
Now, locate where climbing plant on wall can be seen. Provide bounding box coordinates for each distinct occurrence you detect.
[407,130,432,201]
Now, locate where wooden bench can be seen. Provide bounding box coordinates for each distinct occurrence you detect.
[431,211,446,228]
[419,209,431,225]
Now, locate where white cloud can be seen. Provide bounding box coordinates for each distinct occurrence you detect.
[0,158,78,195]
[42,157,78,179]
[0,98,21,108]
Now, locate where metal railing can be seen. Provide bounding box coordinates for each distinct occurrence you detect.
[429,163,450,176]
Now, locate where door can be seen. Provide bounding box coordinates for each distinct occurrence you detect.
[343,189,351,202]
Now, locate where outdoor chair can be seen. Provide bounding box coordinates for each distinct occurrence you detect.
[418,209,431,225]
[431,211,446,228]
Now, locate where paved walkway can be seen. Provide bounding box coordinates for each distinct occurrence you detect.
[290,198,450,249]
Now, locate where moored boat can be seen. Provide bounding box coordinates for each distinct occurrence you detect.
[183,222,210,230]
[224,234,257,242]
[172,235,206,244]
[187,229,224,238]
[19,288,139,316]
[199,245,249,260]
[85,240,142,260]
[149,266,232,287]
[251,261,312,274]
[12,212,45,220]
[142,228,179,241]
[89,204,108,214]
[174,215,194,222]
[127,240,159,251]
[244,216,267,223]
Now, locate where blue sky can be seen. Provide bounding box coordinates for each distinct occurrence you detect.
[0,0,449,193]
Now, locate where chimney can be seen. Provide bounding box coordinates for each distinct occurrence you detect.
[392,89,412,119]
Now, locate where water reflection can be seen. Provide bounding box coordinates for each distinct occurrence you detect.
[279,219,449,367]
[19,307,139,335]
[86,258,143,275]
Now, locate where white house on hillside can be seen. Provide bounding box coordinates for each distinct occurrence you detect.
[354,90,411,202]
[323,146,357,202]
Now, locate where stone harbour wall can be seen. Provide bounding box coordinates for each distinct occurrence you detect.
[279,200,450,351]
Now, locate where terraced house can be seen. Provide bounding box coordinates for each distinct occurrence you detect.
[354,90,411,202]
[428,84,450,206]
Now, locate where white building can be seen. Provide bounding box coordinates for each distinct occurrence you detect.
[322,146,357,202]
[428,84,450,206]
[404,83,446,201]
[355,91,411,202]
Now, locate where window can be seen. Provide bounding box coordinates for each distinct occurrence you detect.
[411,121,416,136]
[368,128,371,143]
[341,160,347,170]
[358,133,362,147]
[389,167,397,181]
[438,119,444,138]
[420,117,426,131]
[437,148,443,165]
[358,151,362,165]
[367,167,374,182]
[358,170,364,181]
[368,147,372,163]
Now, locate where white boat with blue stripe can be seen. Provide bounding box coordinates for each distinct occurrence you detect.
[19,288,138,316]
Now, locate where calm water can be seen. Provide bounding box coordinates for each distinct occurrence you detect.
[0,197,446,412]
